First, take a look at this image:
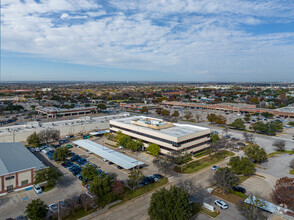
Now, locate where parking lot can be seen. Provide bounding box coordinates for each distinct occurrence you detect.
[0,152,86,219]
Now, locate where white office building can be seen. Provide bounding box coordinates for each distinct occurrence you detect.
[110,116,211,154]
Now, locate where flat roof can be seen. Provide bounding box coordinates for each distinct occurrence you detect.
[0,142,45,176]
[73,140,144,170]
[110,116,209,138]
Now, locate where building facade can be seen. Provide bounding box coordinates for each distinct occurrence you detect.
[110,116,211,154]
[0,143,45,196]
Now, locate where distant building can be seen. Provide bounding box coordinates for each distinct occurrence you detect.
[110,116,210,154]
[91,99,104,104]
[161,90,184,96]
[0,142,45,196]
[36,106,96,118]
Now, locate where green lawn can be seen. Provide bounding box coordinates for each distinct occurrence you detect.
[175,150,234,174]
[268,150,294,158]
[62,208,98,220]
[237,175,251,184]
[119,177,168,203]
[193,150,209,158]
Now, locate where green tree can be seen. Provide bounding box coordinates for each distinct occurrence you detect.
[229,156,255,175]
[172,110,179,118]
[161,109,170,116]
[244,114,251,122]
[156,108,163,115]
[27,132,41,147]
[230,119,246,130]
[211,133,220,144]
[81,164,99,181]
[90,175,115,204]
[147,143,160,156]
[118,134,132,148]
[245,144,267,163]
[207,113,217,123]
[213,167,239,194]
[127,169,144,191]
[53,146,70,161]
[34,167,62,187]
[25,199,48,220]
[261,112,274,118]
[97,104,107,110]
[127,139,143,152]
[148,186,192,220]
[214,115,227,125]
[140,106,148,113]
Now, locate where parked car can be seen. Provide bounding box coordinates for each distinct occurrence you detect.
[214,199,229,209]
[108,161,114,165]
[214,200,228,209]
[34,185,42,194]
[211,165,219,171]
[153,174,163,179]
[70,155,81,162]
[49,203,58,213]
[232,186,246,194]
[146,176,155,183]
[117,165,123,170]
[86,191,96,198]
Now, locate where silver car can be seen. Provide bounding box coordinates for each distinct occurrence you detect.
[214,200,228,209]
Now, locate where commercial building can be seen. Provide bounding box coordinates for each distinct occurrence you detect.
[0,142,45,196]
[36,106,97,118]
[73,140,144,169]
[110,116,210,154]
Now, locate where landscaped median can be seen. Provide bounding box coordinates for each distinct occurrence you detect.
[174,150,235,174]
[109,177,168,208]
[267,150,294,158]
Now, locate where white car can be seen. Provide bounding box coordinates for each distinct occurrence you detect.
[118,146,123,149]
[214,200,228,209]
[211,165,219,171]
[49,203,58,213]
[34,185,42,194]
[35,147,40,152]
[86,191,96,199]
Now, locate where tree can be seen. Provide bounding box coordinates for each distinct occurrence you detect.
[245,144,267,163]
[244,114,251,122]
[80,193,94,212]
[195,114,201,123]
[38,129,60,144]
[243,132,255,144]
[161,109,170,116]
[214,115,226,125]
[53,146,70,161]
[213,167,239,194]
[148,186,192,220]
[97,103,107,110]
[140,106,148,113]
[207,113,217,123]
[127,169,144,191]
[238,195,267,220]
[229,156,255,176]
[25,199,48,220]
[272,139,286,152]
[27,132,41,147]
[147,143,160,156]
[111,180,125,196]
[90,175,115,204]
[156,108,163,115]
[171,110,179,118]
[272,177,294,210]
[81,164,99,181]
[211,133,220,144]
[184,111,192,120]
[230,119,245,130]
[64,196,81,214]
[34,167,62,187]
[261,112,274,118]
[153,156,174,176]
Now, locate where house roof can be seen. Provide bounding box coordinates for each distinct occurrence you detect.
[0,142,45,176]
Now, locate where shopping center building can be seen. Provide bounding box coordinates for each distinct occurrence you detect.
[109,116,211,154]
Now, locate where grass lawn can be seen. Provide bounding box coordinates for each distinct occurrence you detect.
[193,150,209,158]
[43,185,54,192]
[200,207,220,218]
[61,208,98,220]
[268,150,294,158]
[175,150,234,174]
[290,170,294,175]
[237,175,251,184]
[211,187,246,204]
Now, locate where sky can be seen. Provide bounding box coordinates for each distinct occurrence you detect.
[1,0,294,82]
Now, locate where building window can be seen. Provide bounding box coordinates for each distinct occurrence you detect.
[5,176,14,180]
[21,180,29,186]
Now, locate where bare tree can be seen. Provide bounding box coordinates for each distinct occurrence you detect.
[38,129,60,144]
[153,155,174,177]
[195,115,201,123]
[80,193,94,211]
[184,111,193,121]
[272,140,286,152]
[243,132,255,144]
[223,127,229,136]
[212,167,239,195]
[64,196,81,214]
[177,179,204,201]
[238,194,267,220]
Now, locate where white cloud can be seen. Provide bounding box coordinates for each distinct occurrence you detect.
[1,0,294,80]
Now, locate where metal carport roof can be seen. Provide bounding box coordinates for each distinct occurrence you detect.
[73,140,144,170]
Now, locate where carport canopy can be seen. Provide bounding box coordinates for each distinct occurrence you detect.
[73,139,144,170]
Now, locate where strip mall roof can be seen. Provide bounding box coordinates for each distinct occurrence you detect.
[73,140,144,170]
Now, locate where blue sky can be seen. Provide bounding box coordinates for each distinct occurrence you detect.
[1,0,294,82]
